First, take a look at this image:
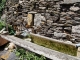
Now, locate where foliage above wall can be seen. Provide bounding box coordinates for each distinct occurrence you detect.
[0,0,6,11]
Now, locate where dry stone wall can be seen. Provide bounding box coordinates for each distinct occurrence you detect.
[5,0,80,43]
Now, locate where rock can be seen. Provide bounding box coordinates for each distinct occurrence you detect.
[39,7,46,9]
[28,11,37,14]
[34,14,46,27]
[1,51,11,60]
[54,32,67,38]
[7,52,17,60]
[27,13,33,26]
[65,41,72,44]
[0,50,17,60]
[19,0,23,3]
[64,16,72,20]
[71,20,80,25]
[1,14,6,20]
[28,28,33,32]
[24,38,31,42]
[70,6,80,11]
[60,12,66,15]
[64,27,72,31]
[60,18,66,21]
[72,25,80,33]
[75,39,80,42]
[47,30,53,33]
[47,20,53,24]
[77,47,80,58]
[8,43,16,50]
[14,11,18,15]
[15,31,21,36]
[66,11,75,15]
[20,30,29,37]
[74,17,80,20]
[70,38,76,43]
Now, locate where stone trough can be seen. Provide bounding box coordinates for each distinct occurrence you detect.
[0,34,80,60]
[2,0,80,59]
[30,33,80,57]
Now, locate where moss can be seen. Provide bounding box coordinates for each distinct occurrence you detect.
[31,34,77,56]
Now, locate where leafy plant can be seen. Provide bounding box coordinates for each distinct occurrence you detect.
[8,25,15,35]
[0,0,6,18]
[15,48,46,60]
[0,20,6,30]
[0,20,15,35]
[0,0,6,12]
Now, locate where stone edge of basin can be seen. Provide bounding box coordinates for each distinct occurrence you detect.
[0,35,80,60]
[30,33,76,47]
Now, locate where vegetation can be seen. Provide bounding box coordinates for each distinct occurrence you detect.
[15,48,46,60]
[0,0,6,11]
[0,20,6,30]
[0,20,15,35]
[0,0,6,17]
[0,0,6,29]
[8,25,15,35]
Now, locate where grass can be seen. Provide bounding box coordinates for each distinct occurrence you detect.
[14,47,47,60]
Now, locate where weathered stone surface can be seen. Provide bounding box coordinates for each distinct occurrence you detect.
[72,25,80,33]
[5,0,80,43]
[77,47,80,58]
[54,32,67,38]
[64,0,80,3]
[34,14,46,27]
[70,6,80,11]
[1,14,6,20]
[27,13,33,26]
[1,35,80,60]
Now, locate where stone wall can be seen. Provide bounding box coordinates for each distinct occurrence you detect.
[64,0,80,3]
[5,0,80,43]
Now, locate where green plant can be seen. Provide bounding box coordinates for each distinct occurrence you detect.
[0,0,6,18]
[15,48,46,60]
[0,20,6,30]
[0,20,15,35]
[0,0,6,12]
[8,25,15,35]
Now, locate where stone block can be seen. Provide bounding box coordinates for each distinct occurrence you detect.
[72,25,80,33]
[27,13,33,26]
[77,47,80,58]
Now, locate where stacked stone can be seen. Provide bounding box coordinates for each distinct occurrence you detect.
[6,0,62,30]
[5,0,80,43]
[36,2,80,43]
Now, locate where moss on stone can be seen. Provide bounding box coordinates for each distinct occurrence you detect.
[31,34,77,56]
